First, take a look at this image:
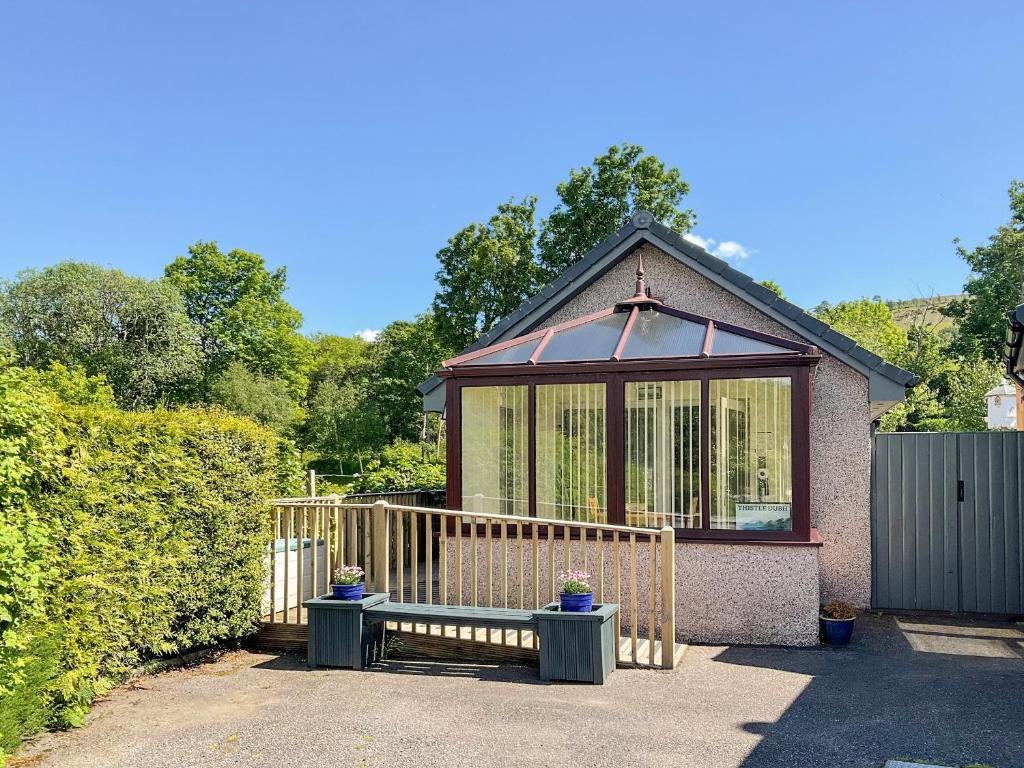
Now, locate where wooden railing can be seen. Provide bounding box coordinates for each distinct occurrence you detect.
[265,498,676,668]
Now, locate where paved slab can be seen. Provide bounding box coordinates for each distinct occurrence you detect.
[12,613,1023,768]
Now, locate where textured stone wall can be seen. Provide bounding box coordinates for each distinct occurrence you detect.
[443,536,820,645]
[676,542,820,645]
[540,244,872,606]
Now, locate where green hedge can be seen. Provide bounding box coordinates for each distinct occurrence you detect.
[0,365,283,761]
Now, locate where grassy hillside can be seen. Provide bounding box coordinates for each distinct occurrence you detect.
[886,294,963,332]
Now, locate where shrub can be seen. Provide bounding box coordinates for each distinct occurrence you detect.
[350,440,445,493]
[0,363,284,760]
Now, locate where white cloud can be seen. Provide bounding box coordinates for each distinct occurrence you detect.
[683,232,712,250]
[713,241,751,261]
[354,328,380,342]
[683,233,752,261]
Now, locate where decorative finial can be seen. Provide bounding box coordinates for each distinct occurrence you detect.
[634,254,646,297]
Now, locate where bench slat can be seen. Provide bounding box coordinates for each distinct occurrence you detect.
[365,602,537,629]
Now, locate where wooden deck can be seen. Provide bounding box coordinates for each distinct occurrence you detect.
[253,609,686,668]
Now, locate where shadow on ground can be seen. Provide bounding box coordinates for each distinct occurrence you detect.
[718,612,1024,768]
[253,651,547,684]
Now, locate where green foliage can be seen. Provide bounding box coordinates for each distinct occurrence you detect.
[758,279,786,299]
[0,262,202,409]
[432,198,540,352]
[814,298,908,361]
[164,241,313,397]
[209,361,300,432]
[367,314,451,445]
[350,440,445,493]
[538,143,695,278]
[307,334,370,393]
[0,366,59,707]
[0,369,282,759]
[30,363,116,408]
[306,378,385,462]
[815,298,1000,432]
[945,180,1024,362]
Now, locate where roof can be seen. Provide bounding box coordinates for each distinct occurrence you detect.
[985,380,1016,398]
[442,260,815,370]
[419,211,918,418]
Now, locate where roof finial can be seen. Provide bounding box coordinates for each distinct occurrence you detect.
[634,253,647,297]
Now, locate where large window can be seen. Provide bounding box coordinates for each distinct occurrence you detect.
[625,380,701,528]
[460,386,528,516]
[450,370,806,540]
[536,383,607,522]
[709,377,793,531]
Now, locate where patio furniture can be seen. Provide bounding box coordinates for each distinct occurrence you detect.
[363,601,538,635]
[303,592,389,669]
[534,602,619,684]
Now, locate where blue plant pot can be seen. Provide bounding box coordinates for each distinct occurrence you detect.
[559,592,594,613]
[820,616,854,645]
[331,582,365,601]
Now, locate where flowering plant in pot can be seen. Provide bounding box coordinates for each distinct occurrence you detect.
[331,565,365,600]
[819,600,856,645]
[558,570,594,612]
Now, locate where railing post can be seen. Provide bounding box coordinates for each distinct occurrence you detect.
[370,501,390,593]
[660,527,676,669]
[307,469,317,498]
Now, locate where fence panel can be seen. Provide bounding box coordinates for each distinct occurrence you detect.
[872,432,1024,615]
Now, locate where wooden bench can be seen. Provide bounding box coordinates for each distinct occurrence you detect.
[363,602,538,632]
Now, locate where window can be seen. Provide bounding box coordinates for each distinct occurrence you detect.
[625,380,701,528]
[536,383,607,522]
[460,386,528,516]
[709,377,793,531]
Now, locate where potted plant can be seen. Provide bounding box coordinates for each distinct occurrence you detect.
[819,600,856,645]
[558,570,594,612]
[331,565,365,601]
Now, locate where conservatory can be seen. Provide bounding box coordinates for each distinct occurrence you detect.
[438,259,820,543]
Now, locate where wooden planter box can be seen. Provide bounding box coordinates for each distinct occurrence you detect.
[534,602,619,684]
[303,592,388,669]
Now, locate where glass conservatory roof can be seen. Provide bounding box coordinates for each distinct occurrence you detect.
[442,257,814,369]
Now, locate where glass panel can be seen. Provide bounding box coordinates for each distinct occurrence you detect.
[462,338,539,366]
[625,380,701,529]
[536,383,607,522]
[709,377,792,530]
[460,386,528,516]
[538,313,627,362]
[711,329,792,356]
[621,310,706,359]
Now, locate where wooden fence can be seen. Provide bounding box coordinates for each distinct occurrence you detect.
[264,498,676,668]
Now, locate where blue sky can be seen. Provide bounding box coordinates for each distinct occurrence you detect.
[1,1,1021,337]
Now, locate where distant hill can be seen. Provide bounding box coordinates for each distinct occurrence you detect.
[886,295,963,331]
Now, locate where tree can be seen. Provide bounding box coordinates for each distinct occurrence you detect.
[432,198,540,352]
[164,241,312,397]
[0,262,202,408]
[759,279,786,299]
[537,143,695,278]
[307,334,370,393]
[367,313,452,445]
[305,378,385,467]
[944,180,1024,362]
[814,298,908,361]
[208,361,299,432]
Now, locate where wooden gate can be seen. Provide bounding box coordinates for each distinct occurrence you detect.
[872,432,1024,615]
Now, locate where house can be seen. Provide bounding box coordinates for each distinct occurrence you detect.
[417,211,918,645]
[984,380,1019,430]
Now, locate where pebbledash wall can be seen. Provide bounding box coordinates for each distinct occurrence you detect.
[445,537,821,646]
[443,244,873,645]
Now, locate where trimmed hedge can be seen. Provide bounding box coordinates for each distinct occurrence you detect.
[0,365,284,761]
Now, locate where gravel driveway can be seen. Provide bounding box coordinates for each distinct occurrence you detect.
[12,613,1024,768]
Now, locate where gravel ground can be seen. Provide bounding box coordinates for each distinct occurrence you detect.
[12,613,1024,768]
